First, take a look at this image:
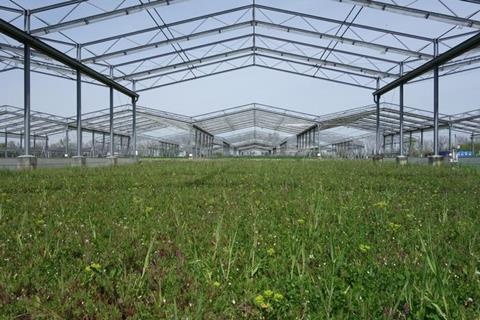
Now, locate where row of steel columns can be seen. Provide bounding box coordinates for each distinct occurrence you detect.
[332,141,364,158]
[333,141,351,153]
[146,142,178,157]
[193,128,213,157]
[383,123,456,156]
[2,131,48,157]
[222,142,231,156]
[64,126,130,157]
[375,40,441,157]
[280,142,287,155]
[297,125,320,151]
[21,12,137,159]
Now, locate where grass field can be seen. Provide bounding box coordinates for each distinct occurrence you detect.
[0,159,479,319]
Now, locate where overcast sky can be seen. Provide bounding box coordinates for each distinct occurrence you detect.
[1,0,479,119]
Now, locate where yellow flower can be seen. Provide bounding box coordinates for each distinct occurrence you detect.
[359,244,371,252]
[213,281,221,288]
[297,218,305,225]
[261,303,271,310]
[256,291,284,310]
[264,290,274,298]
[255,295,265,306]
[373,201,387,209]
[145,207,154,214]
[267,248,275,256]
[85,262,102,273]
[388,222,401,231]
[273,293,284,301]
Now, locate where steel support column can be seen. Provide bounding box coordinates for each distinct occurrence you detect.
[109,86,114,156]
[312,127,316,148]
[433,40,440,156]
[420,129,424,157]
[194,129,198,157]
[132,81,137,158]
[101,132,105,155]
[4,131,7,158]
[472,134,476,156]
[375,79,381,155]
[317,124,321,155]
[23,44,31,155]
[208,135,211,157]
[65,124,69,156]
[45,135,48,158]
[76,45,82,157]
[399,63,404,156]
[201,131,204,157]
[91,131,95,157]
[448,122,452,151]
[409,131,413,155]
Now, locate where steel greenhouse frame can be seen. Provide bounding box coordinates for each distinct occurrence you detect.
[1,0,480,162]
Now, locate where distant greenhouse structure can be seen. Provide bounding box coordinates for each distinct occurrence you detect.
[0,0,479,168]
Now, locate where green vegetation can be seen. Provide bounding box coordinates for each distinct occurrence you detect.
[0,159,479,319]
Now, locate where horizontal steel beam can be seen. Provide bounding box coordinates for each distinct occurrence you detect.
[0,5,23,14]
[192,125,214,137]
[195,104,317,123]
[133,53,252,82]
[148,46,385,88]
[116,47,254,80]
[255,53,378,79]
[374,31,480,96]
[194,102,318,119]
[136,64,252,92]
[256,64,375,90]
[332,0,480,29]
[130,48,383,88]
[256,4,433,42]
[83,20,432,65]
[204,118,304,135]
[30,0,188,35]
[256,47,397,78]
[256,33,400,65]
[30,0,87,14]
[256,21,433,59]
[137,106,192,123]
[113,34,253,68]
[0,19,137,98]
[81,4,253,47]
[0,54,75,75]
[82,21,252,63]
